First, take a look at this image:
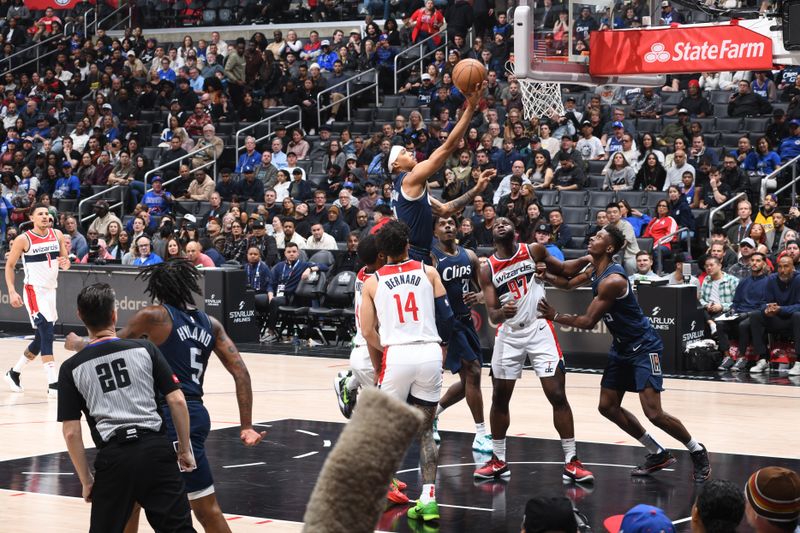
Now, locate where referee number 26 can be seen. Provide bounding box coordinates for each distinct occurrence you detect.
[96,359,131,393]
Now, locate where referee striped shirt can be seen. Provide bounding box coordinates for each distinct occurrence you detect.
[57,338,181,447]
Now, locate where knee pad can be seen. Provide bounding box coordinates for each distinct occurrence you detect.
[38,320,55,355]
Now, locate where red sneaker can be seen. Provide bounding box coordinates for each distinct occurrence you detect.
[391,478,407,491]
[474,458,511,479]
[563,458,595,483]
[386,484,410,505]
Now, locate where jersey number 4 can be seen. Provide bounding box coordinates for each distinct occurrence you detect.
[96,359,131,393]
[393,293,420,323]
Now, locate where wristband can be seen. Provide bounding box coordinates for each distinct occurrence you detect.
[553,312,560,321]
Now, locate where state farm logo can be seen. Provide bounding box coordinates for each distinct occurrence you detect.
[644,43,670,63]
[642,39,765,63]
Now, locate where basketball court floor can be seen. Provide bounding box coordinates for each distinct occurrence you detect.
[1,336,799,532]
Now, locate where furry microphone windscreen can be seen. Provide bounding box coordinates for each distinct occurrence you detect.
[302,388,425,533]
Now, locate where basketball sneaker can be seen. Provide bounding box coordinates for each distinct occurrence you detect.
[732,358,749,372]
[690,444,711,482]
[386,484,410,505]
[472,434,493,454]
[333,371,355,418]
[47,383,58,398]
[391,478,407,491]
[631,450,676,476]
[432,416,440,443]
[407,500,440,522]
[717,356,735,370]
[749,359,769,374]
[4,369,23,392]
[474,457,511,479]
[789,362,800,376]
[563,458,595,483]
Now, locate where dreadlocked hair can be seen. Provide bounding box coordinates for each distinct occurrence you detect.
[137,258,202,309]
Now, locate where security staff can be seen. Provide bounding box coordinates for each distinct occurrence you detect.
[58,283,196,533]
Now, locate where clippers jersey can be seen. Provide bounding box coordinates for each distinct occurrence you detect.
[160,304,216,398]
[352,267,373,347]
[22,229,60,289]
[432,245,472,317]
[488,243,546,329]
[591,263,663,356]
[374,260,441,346]
[392,171,434,254]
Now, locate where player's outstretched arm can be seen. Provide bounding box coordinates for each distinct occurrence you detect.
[64,306,169,352]
[542,268,593,290]
[404,84,483,195]
[359,275,383,379]
[209,316,265,446]
[531,243,591,277]
[432,169,495,217]
[538,275,625,329]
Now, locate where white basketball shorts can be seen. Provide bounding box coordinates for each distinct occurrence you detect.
[378,342,443,406]
[23,284,58,328]
[491,319,564,380]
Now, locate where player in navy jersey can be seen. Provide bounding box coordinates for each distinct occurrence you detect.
[430,216,492,454]
[538,226,711,482]
[65,259,265,532]
[385,83,495,264]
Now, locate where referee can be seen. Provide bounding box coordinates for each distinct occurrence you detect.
[58,283,197,533]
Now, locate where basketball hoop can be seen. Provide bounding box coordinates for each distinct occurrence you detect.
[506,56,565,122]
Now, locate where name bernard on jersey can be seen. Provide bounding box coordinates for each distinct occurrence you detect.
[383,273,422,290]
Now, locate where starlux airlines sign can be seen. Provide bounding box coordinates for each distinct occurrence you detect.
[589,23,773,76]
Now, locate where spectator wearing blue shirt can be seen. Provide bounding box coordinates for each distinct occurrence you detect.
[132,235,164,266]
[492,138,522,176]
[744,136,782,177]
[270,138,288,170]
[244,246,272,294]
[317,41,339,72]
[157,57,177,82]
[533,223,565,260]
[263,242,318,341]
[235,136,261,173]
[779,120,800,162]
[142,176,174,216]
[372,36,396,89]
[53,161,81,200]
[748,254,800,373]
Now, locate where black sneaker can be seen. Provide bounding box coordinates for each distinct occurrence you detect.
[690,444,711,482]
[732,358,749,372]
[4,369,23,392]
[631,450,677,476]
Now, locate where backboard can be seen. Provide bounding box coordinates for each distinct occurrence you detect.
[512,0,666,86]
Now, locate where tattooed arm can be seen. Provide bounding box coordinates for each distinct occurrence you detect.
[210,316,266,446]
[432,169,495,217]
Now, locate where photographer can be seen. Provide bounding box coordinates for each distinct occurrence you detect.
[78,238,113,265]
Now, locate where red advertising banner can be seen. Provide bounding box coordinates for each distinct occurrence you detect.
[24,0,84,9]
[588,23,773,76]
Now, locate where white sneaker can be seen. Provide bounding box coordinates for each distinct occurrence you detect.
[789,362,800,376]
[47,384,58,398]
[749,359,769,374]
[432,416,441,443]
[472,433,493,454]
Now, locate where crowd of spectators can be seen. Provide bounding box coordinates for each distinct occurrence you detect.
[2,1,800,354]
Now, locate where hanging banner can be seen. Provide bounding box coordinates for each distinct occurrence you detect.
[24,0,85,9]
[588,23,773,76]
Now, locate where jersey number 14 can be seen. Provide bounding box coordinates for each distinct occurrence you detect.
[393,293,420,323]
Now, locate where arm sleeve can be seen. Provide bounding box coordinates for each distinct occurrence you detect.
[434,294,455,345]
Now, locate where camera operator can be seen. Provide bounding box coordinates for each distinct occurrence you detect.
[79,238,113,265]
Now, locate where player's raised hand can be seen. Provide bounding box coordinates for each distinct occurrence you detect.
[465,81,486,109]
[240,428,267,446]
[476,169,496,191]
[538,299,556,321]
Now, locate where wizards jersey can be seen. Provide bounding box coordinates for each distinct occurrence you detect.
[591,263,663,356]
[373,260,440,346]
[22,229,60,289]
[432,245,473,317]
[352,266,373,347]
[487,243,546,329]
[160,304,216,398]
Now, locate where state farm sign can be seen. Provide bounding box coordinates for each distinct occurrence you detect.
[589,23,773,76]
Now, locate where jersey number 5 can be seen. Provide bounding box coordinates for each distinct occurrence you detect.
[393,293,420,323]
[190,347,205,385]
[96,359,131,393]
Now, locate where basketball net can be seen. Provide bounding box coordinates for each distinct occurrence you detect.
[506,56,565,122]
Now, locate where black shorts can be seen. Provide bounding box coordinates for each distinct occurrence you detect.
[444,314,483,374]
[601,346,665,393]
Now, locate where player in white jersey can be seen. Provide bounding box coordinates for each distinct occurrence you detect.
[360,220,455,525]
[4,203,70,397]
[474,216,595,484]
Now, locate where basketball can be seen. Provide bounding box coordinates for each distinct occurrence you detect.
[452,59,486,94]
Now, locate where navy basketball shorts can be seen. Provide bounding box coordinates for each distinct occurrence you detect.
[445,314,483,374]
[161,399,214,499]
[601,346,665,393]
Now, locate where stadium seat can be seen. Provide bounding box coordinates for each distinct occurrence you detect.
[565,223,588,237]
[374,108,395,121]
[561,207,589,224]
[558,191,587,206]
[643,191,665,208]
[277,273,327,339]
[587,160,607,175]
[720,133,744,147]
[744,117,770,133]
[567,236,585,249]
[588,176,605,190]
[537,190,558,207]
[636,118,662,133]
[308,271,357,345]
[694,117,715,132]
[617,191,644,207]
[637,237,654,252]
[308,250,335,268]
[715,118,742,132]
[588,191,615,207]
[563,249,586,260]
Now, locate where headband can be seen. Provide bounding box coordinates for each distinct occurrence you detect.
[387,145,404,172]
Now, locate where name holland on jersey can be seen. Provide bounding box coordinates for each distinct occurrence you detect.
[494,263,536,285]
[383,273,422,290]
